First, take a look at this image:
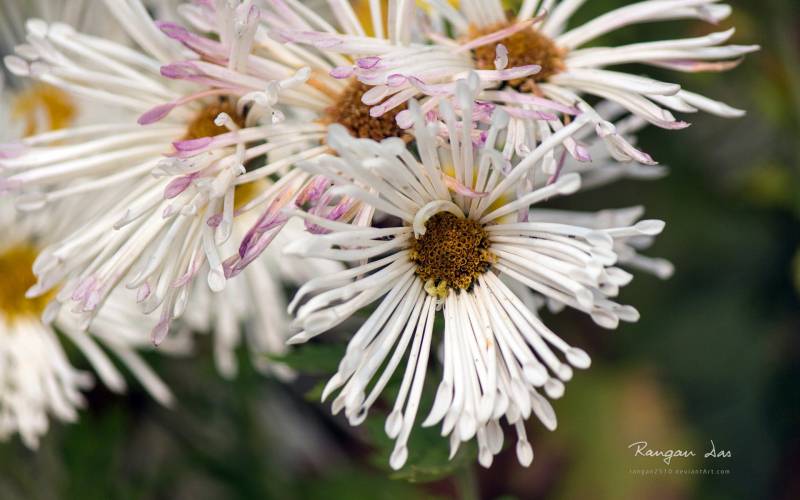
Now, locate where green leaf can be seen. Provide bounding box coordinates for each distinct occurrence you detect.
[364,412,477,483]
[738,162,796,209]
[304,380,327,402]
[266,342,345,375]
[298,468,436,500]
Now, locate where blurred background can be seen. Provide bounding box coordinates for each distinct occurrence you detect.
[1,0,798,499]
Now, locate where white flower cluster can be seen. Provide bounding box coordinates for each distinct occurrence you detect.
[0,0,753,467]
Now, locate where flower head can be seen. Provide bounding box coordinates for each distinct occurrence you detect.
[284,90,665,469]
[0,198,183,449]
[0,1,318,343]
[269,0,758,163]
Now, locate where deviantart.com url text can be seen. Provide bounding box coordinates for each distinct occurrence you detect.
[629,468,731,476]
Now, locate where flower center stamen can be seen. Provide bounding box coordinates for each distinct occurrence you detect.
[326,80,409,141]
[0,245,53,325]
[471,22,566,92]
[11,83,77,136]
[184,99,246,140]
[410,212,495,296]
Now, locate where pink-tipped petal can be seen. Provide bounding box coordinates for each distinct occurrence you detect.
[164,174,196,199]
[330,66,354,79]
[357,56,380,69]
[0,178,22,193]
[151,320,170,346]
[156,21,190,41]
[138,102,177,125]
[386,74,407,87]
[206,212,223,227]
[137,283,151,303]
[173,137,214,151]
[161,62,199,79]
[0,142,26,159]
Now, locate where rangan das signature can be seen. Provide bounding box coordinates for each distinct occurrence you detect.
[628,440,732,465]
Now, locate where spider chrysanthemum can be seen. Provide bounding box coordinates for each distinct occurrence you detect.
[0,1,323,350]
[284,88,666,469]
[0,199,178,449]
[269,0,757,165]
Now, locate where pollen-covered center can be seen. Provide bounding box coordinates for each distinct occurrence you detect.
[472,23,566,91]
[409,212,495,294]
[184,99,246,140]
[0,245,52,325]
[326,80,409,142]
[11,83,77,136]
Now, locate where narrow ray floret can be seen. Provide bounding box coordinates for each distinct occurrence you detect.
[0,0,317,344]
[271,0,757,163]
[449,98,670,202]
[0,199,183,449]
[530,206,674,284]
[284,90,666,469]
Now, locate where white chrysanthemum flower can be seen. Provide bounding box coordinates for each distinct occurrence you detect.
[268,0,757,164]
[0,198,184,449]
[1,5,184,450]
[1,0,120,139]
[283,90,665,469]
[0,0,318,343]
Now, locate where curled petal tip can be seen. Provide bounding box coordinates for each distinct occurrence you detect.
[139,103,177,125]
[151,320,170,346]
[173,136,213,152]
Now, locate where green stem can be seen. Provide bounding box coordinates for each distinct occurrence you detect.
[456,464,480,500]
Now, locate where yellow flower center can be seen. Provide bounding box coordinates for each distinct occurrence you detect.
[471,22,566,92]
[0,245,53,325]
[11,83,77,136]
[184,99,246,140]
[354,0,460,36]
[409,212,495,296]
[233,179,267,210]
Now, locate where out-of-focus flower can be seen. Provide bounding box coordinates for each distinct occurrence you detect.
[0,0,138,137]
[0,0,317,344]
[0,198,185,449]
[0,50,185,449]
[283,82,665,470]
[0,0,128,75]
